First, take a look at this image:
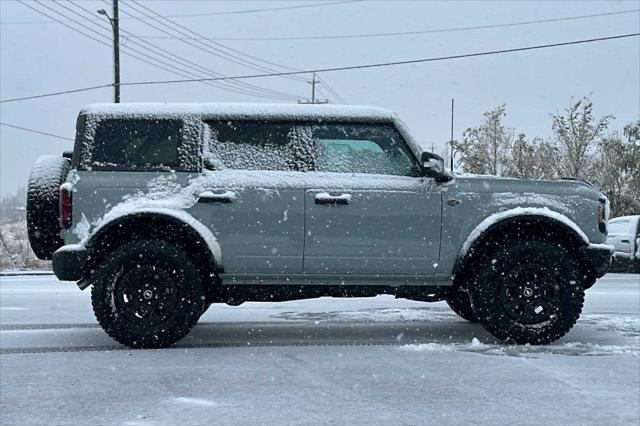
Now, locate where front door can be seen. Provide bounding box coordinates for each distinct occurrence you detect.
[302,123,442,277]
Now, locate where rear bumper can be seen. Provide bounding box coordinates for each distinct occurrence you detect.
[52,244,87,281]
[581,243,614,278]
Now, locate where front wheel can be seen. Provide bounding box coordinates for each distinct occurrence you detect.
[468,238,585,345]
[91,240,206,349]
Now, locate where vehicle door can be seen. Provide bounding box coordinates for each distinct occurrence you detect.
[188,120,309,276]
[302,122,442,277]
[607,218,633,258]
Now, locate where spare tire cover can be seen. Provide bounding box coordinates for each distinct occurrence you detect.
[26,155,71,260]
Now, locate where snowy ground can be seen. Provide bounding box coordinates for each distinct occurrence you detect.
[1,274,638,425]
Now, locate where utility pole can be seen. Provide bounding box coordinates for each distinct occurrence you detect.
[98,0,120,103]
[113,0,120,103]
[298,73,328,104]
[449,98,455,170]
[311,72,317,103]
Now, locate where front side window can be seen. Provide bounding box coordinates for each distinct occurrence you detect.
[90,118,183,170]
[311,124,419,176]
[204,121,315,171]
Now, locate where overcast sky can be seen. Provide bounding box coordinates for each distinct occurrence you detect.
[1,0,639,197]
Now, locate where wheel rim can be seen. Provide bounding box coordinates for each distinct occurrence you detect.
[498,263,561,325]
[114,265,179,327]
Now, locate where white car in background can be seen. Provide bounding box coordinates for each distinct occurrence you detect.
[607,215,640,273]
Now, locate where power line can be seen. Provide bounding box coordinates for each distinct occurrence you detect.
[0,83,112,103]
[2,32,638,104]
[0,123,73,141]
[122,0,307,83]
[128,8,640,42]
[119,33,640,86]
[21,1,302,101]
[60,0,301,100]
[67,1,303,100]
[317,76,347,104]
[1,0,360,25]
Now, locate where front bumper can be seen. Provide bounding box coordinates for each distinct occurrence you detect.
[52,244,87,282]
[581,243,614,278]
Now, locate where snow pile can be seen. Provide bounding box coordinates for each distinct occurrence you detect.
[399,339,639,357]
[399,342,455,353]
[580,314,640,339]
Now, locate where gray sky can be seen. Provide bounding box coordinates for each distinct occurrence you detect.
[1,0,639,197]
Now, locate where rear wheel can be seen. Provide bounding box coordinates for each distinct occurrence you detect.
[446,287,478,323]
[91,240,206,348]
[468,238,585,345]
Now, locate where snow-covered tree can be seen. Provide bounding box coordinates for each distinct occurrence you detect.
[506,134,558,180]
[457,105,512,175]
[552,98,612,179]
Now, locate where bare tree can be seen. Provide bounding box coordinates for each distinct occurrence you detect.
[552,98,611,179]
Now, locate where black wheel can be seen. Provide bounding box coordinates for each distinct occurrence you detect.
[26,155,70,260]
[91,240,206,349]
[468,238,585,345]
[446,287,478,323]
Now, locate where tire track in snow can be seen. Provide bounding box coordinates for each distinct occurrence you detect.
[0,321,307,331]
[0,340,418,355]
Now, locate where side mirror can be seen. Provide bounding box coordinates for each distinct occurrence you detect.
[420,152,451,182]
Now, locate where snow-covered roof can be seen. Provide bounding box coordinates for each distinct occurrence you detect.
[79,103,397,122]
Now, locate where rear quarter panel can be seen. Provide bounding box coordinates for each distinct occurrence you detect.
[62,171,193,244]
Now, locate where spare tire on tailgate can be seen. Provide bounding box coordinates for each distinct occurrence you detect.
[27,155,71,260]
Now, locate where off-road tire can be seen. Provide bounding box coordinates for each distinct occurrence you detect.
[446,287,478,323]
[91,240,206,349]
[468,238,585,345]
[26,155,70,260]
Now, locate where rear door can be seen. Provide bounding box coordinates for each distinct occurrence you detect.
[302,123,442,277]
[188,120,310,276]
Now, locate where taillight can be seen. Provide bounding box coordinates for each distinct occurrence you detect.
[59,184,72,229]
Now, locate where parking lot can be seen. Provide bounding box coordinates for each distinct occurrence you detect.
[1,273,638,425]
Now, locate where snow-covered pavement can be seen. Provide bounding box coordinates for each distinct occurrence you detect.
[1,274,639,425]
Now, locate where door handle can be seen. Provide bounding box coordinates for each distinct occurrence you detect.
[621,239,630,243]
[314,192,352,205]
[198,191,236,204]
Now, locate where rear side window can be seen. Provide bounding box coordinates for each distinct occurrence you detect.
[89,118,183,170]
[204,121,315,171]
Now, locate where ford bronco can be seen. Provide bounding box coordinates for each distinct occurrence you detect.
[27,103,613,348]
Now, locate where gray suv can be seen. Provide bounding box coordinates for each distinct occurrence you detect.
[27,103,613,348]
